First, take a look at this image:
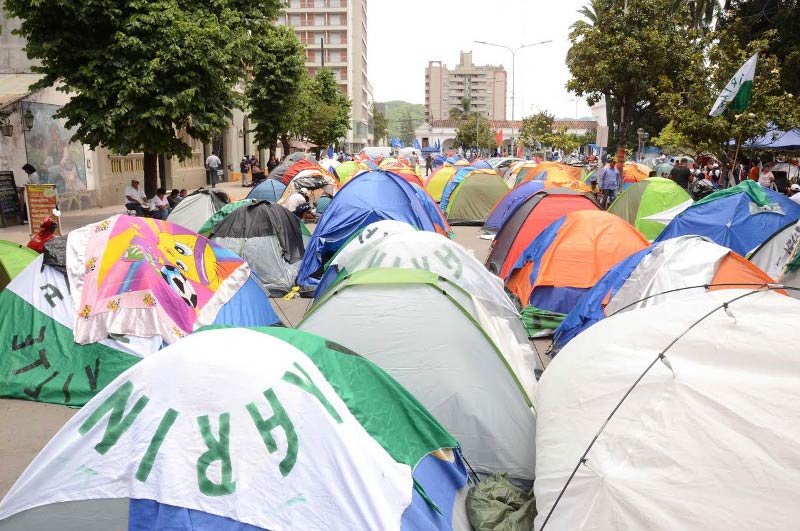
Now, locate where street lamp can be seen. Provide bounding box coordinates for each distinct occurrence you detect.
[474,39,552,156]
[637,128,649,162]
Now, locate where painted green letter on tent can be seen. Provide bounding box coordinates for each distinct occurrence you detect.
[79,381,149,455]
[136,408,179,482]
[246,389,298,477]
[283,362,342,424]
[197,413,236,496]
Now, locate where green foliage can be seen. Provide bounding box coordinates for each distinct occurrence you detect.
[372,104,388,144]
[549,127,584,154]
[296,68,351,152]
[721,0,800,95]
[246,25,308,156]
[6,0,284,159]
[382,100,425,140]
[454,114,497,151]
[397,111,416,145]
[518,111,555,148]
[566,0,698,148]
[448,97,472,120]
[656,24,799,161]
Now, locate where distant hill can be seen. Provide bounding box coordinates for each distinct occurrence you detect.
[380,100,426,144]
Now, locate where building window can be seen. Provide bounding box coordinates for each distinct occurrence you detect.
[329,13,341,25]
[289,0,301,6]
[314,0,324,6]
[315,14,326,25]
[289,14,301,25]
[329,50,341,63]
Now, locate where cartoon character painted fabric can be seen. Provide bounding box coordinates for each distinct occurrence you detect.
[67,216,249,345]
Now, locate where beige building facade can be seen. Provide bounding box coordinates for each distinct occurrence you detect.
[426,51,507,122]
[283,0,373,152]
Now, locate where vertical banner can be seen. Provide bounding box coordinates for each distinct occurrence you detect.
[25,184,61,235]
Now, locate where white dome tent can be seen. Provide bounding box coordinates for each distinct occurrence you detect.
[535,289,800,530]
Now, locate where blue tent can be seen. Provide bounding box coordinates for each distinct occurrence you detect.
[551,248,650,354]
[654,180,800,256]
[473,160,492,169]
[744,128,800,150]
[439,167,475,211]
[483,180,545,232]
[296,171,451,290]
[247,179,286,202]
[213,276,281,326]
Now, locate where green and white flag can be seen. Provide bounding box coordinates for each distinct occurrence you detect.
[709,52,759,117]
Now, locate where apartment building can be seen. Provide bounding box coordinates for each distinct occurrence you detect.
[283,0,373,152]
[426,51,507,122]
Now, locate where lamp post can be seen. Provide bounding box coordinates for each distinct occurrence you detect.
[636,128,649,162]
[474,39,552,157]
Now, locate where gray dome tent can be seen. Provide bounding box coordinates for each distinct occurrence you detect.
[209,201,305,296]
[167,188,230,232]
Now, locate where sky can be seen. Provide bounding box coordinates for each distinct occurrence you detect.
[367,0,595,121]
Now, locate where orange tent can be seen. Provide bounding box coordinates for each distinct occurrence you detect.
[505,210,649,337]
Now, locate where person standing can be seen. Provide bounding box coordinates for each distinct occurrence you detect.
[124,179,147,216]
[408,151,419,170]
[599,160,621,209]
[669,158,692,190]
[748,160,760,181]
[205,151,221,188]
[20,163,41,223]
[759,163,775,189]
[267,155,278,173]
[425,154,432,176]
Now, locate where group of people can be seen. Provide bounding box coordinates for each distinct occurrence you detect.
[124,179,187,219]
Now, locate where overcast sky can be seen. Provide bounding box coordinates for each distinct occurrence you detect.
[367,0,594,120]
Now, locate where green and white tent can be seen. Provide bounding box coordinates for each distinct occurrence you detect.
[0,327,469,530]
[0,241,38,291]
[749,219,800,295]
[300,267,538,484]
[0,254,145,405]
[608,177,692,240]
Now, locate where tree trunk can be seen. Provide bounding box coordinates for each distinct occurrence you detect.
[143,152,158,198]
[280,134,292,159]
[616,95,635,166]
[268,135,278,160]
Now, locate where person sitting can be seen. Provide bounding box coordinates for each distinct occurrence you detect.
[167,189,181,208]
[179,189,188,200]
[151,188,170,220]
[283,187,310,217]
[788,184,800,205]
[315,192,333,218]
[124,179,147,216]
[690,171,715,200]
[251,160,265,184]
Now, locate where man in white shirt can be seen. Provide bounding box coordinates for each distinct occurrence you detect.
[282,187,310,217]
[206,152,222,188]
[788,184,800,205]
[124,179,147,216]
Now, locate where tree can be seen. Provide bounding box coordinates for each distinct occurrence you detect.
[296,68,351,155]
[398,111,416,146]
[246,25,308,160]
[448,97,472,120]
[655,24,799,166]
[372,104,388,145]
[549,127,584,155]
[566,0,698,157]
[6,0,284,195]
[518,111,555,148]
[454,114,497,153]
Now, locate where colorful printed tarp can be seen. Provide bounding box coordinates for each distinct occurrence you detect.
[67,216,249,346]
[0,327,468,530]
[749,219,800,296]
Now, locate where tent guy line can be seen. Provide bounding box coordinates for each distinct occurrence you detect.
[537,286,786,530]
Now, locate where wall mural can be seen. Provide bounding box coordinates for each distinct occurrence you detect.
[24,103,87,193]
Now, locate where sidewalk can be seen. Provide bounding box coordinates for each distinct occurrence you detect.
[0,181,250,246]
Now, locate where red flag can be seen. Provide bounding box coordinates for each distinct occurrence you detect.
[496,130,503,146]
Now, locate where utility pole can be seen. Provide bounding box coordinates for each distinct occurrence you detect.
[320,38,325,67]
[475,39,552,157]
